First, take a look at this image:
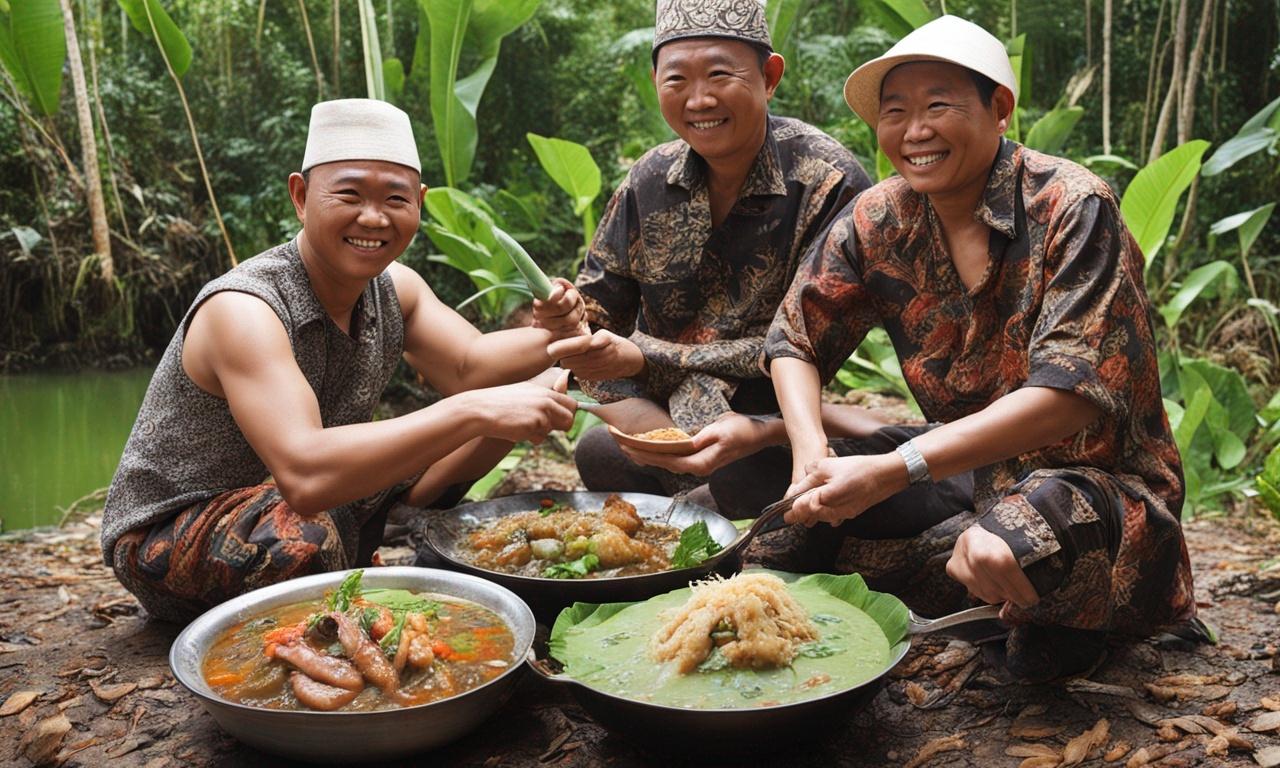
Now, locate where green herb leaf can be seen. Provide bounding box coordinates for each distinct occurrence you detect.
[797,642,846,659]
[326,570,364,613]
[539,500,567,517]
[379,611,408,660]
[362,589,441,618]
[670,522,723,569]
[544,553,600,579]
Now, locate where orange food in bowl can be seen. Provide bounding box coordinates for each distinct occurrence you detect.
[632,427,691,441]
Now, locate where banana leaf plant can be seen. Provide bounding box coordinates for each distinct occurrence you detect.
[527,133,601,253]
[0,0,63,115]
[415,0,541,188]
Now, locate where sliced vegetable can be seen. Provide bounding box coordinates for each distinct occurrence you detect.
[670,522,723,569]
[544,553,600,579]
[530,538,565,560]
[379,612,408,660]
[493,225,553,300]
[325,570,364,613]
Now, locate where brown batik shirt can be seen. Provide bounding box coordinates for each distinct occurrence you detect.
[765,140,1196,636]
[577,115,872,432]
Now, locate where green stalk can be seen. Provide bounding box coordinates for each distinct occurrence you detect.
[493,226,552,300]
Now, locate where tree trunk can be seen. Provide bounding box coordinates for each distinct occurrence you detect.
[1141,0,1168,163]
[1178,0,1216,144]
[60,0,113,282]
[333,0,341,94]
[1103,0,1112,154]
[1149,0,1189,165]
[1086,0,1092,64]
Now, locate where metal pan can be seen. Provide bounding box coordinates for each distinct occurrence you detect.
[528,585,1003,758]
[423,490,746,619]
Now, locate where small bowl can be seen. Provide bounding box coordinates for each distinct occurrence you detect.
[169,567,534,763]
[607,424,697,455]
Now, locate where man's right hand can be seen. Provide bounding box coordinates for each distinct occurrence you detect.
[465,379,578,445]
[547,329,646,381]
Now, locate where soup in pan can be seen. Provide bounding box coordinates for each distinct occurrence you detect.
[454,494,722,579]
[201,570,514,712]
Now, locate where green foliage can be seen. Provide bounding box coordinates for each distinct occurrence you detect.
[1256,443,1280,522]
[1119,140,1210,267]
[421,0,541,187]
[117,0,192,77]
[1157,260,1238,331]
[527,133,601,250]
[3,0,64,115]
[357,0,386,99]
[766,0,804,53]
[1210,204,1276,261]
[1023,107,1084,156]
[1201,96,1280,177]
[857,0,932,38]
[834,328,920,416]
[422,187,531,321]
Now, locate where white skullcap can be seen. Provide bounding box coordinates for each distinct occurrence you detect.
[844,15,1019,129]
[301,98,420,174]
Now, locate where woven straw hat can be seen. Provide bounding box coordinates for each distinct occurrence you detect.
[653,0,772,59]
[301,99,420,174]
[843,15,1018,129]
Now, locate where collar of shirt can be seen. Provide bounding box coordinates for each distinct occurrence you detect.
[665,115,788,199]
[286,236,376,339]
[972,138,1021,241]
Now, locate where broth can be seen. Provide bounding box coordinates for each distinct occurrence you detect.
[202,578,514,712]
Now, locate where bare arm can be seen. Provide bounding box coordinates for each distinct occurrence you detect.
[393,263,582,396]
[183,290,577,516]
[771,357,832,483]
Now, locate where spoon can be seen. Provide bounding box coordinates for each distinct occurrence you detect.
[575,398,674,435]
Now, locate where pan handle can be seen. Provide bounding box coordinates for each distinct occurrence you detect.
[525,649,575,685]
[908,604,1003,635]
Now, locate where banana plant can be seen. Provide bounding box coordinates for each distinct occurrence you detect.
[416,0,541,187]
[526,133,601,253]
[1119,140,1209,269]
[0,0,63,115]
[422,187,529,322]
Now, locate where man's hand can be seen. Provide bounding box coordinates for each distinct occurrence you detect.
[531,277,586,337]
[946,525,1040,610]
[465,373,577,445]
[547,329,646,381]
[618,412,779,476]
[783,452,908,527]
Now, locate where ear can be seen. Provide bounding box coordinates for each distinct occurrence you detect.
[287,172,308,224]
[419,184,428,206]
[763,53,785,98]
[992,85,1015,134]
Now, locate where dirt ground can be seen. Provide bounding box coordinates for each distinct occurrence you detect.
[5,439,1280,767]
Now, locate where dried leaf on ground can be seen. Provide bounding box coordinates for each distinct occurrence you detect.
[1018,757,1062,768]
[1062,718,1109,765]
[1124,738,1194,768]
[1007,743,1060,757]
[0,691,39,716]
[1249,711,1280,732]
[1201,700,1236,718]
[1262,697,1280,711]
[91,680,137,703]
[1145,683,1231,703]
[18,712,72,765]
[903,733,968,768]
[1104,741,1132,761]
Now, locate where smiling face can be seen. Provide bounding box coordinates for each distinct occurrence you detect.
[653,38,783,176]
[289,160,425,286]
[876,61,1012,208]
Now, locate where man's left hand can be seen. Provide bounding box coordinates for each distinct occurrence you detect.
[531,278,586,337]
[946,525,1040,610]
[618,412,770,476]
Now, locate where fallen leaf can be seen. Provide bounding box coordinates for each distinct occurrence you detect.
[903,733,967,768]
[1145,683,1231,703]
[1201,701,1236,718]
[1156,726,1181,742]
[1104,741,1131,762]
[1007,744,1059,757]
[1248,710,1280,732]
[90,680,136,703]
[1018,757,1062,768]
[1011,722,1069,739]
[0,691,39,716]
[1065,679,1142,699]
[17,712,71,765]
[1152,673,1223,686]
[1255,745,1280,768]
[1062,718,1109,765]
[1262,697,1280,711]
[905,681,930,707]
[1124,699,1168,725]
[1019,704,1050,718]
[1205,735,1230,757]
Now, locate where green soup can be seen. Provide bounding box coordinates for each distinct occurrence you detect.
[552,578,895,709]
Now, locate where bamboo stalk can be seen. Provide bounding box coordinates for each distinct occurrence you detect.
[296,0,326,98]
[1141,0,1167,163]
[140,0,238,267]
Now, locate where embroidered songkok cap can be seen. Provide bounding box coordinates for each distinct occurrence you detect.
[843,15,1019,129]
[653,0,772,61]
[301,98,421,174]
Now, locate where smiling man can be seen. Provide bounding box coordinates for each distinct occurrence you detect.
[754,16,1203,681]
[549,0,879,518]
[102,99,582,623]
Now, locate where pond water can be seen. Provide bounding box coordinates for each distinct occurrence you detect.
[0,368,153,532]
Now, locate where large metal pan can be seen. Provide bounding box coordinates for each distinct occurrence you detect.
[424,490,766,619]
[528,576,1004,758]
[169,567,535,763]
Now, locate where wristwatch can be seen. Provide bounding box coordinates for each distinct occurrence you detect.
[895,439,933,485]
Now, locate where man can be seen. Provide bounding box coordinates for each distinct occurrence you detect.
[102,99,582,623]
[549,0,880,517]
[757,16,1201,681]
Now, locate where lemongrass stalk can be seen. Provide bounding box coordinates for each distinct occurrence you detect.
[493,226,553,300]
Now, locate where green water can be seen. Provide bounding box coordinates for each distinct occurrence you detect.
[0,368,153,532]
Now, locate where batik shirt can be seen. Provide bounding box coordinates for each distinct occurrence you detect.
[577,115,871,432]
[765,140,1196,635]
